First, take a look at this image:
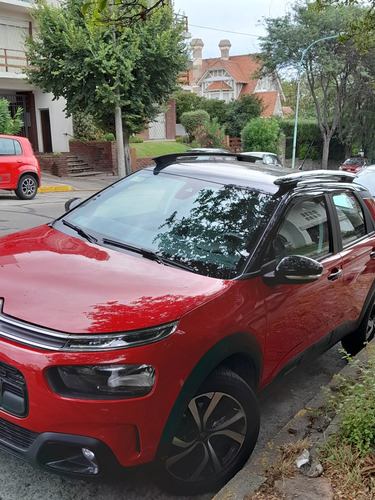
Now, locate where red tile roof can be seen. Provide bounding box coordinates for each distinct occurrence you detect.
[189,52,285,117]
[254,91,279,117]
[195,54,261,91]
[206,81,233,91]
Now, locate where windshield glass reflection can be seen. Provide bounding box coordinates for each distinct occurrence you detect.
[58,169,276,278]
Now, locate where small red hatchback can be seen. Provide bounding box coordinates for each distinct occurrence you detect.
[340,156,369,174]
[1,152,375,495]
[0,134,41,199]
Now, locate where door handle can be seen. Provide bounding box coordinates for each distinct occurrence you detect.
[370,251,375,259]
[328,269,342,281]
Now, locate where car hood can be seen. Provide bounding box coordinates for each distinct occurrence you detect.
[0,226,228,333]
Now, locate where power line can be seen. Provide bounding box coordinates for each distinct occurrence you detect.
[189,24,259,38]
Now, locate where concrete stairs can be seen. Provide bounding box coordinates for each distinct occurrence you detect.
[67,155,95,176]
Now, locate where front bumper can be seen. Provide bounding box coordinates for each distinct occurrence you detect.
[0,417,121,476]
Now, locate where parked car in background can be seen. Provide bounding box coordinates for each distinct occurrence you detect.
[0,154,375,495]
[185,148,229,154]
[340,156,369,174]
[0,134,41,199]
[241,151,283,167]
[355,165,375,196]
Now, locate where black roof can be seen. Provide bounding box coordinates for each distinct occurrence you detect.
[150,153,359,196]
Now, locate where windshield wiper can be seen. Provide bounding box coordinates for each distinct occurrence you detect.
[62,220,98,243]
[102,238,197,273]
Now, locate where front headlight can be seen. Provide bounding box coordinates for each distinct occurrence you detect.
[47,364,156,399]
[63,322,178,351]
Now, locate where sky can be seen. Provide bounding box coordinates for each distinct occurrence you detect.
[173,0,294,58]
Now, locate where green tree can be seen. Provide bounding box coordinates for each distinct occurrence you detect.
[0,99,23,135]
[241,117,283,154]
[225,95,262,138]
[180,109,210,142]
[317,0,375,51]
[281,79,316,118]
[175,90,205,122]
[26,0,188,176]
[174,89,227,125]
[259,0,369,168]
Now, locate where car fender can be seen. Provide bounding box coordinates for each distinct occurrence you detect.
[155,331,263,460]
[17,167,41,185]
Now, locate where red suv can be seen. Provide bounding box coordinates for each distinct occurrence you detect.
[0,152,375,495]
[0,134,41,199]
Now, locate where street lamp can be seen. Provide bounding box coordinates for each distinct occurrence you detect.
[291,35,339,169]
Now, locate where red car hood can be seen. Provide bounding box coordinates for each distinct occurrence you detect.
[0,226,228,333]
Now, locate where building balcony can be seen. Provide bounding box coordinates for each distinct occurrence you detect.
[0,48,28,78]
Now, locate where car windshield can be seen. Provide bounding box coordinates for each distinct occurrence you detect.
[345,158,364,165]
[55,168,277,279]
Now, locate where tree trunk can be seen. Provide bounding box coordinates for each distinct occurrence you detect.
[123,127,132,176]
[115,104,126,178]
[321,135,330,169]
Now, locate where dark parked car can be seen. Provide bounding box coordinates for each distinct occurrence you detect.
[0,134,41,199]
[340,156,369,174]
[1,153,375,495]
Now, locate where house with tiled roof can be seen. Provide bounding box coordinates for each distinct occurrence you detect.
[188,38,285,118]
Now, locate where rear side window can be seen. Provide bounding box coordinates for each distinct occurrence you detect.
[272,196,330,262]
[333,192,366,246]
[0,138,22,156]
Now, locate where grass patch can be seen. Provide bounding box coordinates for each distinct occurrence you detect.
[131,141,189,158]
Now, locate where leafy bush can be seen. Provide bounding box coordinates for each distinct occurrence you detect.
[101,133,115,141]
[73,111,100,141]
[175,89,227,125]
[129,136,144,143]
[181,110,210,142]
[226,95,262,137]
[193,118,227,148]
[325,347,375,457]
[0,98,23,135]
[241,117,283,154]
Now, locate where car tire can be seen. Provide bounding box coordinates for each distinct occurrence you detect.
[15,174,38,200]
[341,296,375,355]
[156,368,260,495]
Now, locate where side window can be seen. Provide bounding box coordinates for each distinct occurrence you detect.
[0,138,22,156]
[0,138,16,156]
[14,140,22,155]
[332,192,366,246]
[272,196,330,262]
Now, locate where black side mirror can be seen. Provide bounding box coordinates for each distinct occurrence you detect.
[65,197,83,212]
[263,255,323,286]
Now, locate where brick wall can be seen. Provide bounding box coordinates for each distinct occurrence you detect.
[165,98,176,139]
[69,141,117,173]
[36,153,70,177]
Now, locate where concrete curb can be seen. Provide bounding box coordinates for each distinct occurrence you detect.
[213,341,375,500]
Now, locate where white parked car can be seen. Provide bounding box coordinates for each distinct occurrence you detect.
[241,151,283,167]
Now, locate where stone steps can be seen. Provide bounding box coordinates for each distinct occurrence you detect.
[67,155,94,175]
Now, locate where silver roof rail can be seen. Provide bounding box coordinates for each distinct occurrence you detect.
[274,170,356,188]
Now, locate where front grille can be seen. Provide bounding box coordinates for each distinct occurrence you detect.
[0,361,28,417]
[0,305,69,351]
[0,417,38,452]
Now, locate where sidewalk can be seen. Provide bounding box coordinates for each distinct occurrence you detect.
[38,171,119,193]
[214,342,374,500]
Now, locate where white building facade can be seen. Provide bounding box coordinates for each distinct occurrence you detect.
[0,0,72,152]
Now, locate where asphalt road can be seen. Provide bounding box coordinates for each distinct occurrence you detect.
[0,188,347,500]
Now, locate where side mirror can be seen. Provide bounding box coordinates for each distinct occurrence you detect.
[65,197,83,212]
[263,255,323,286]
